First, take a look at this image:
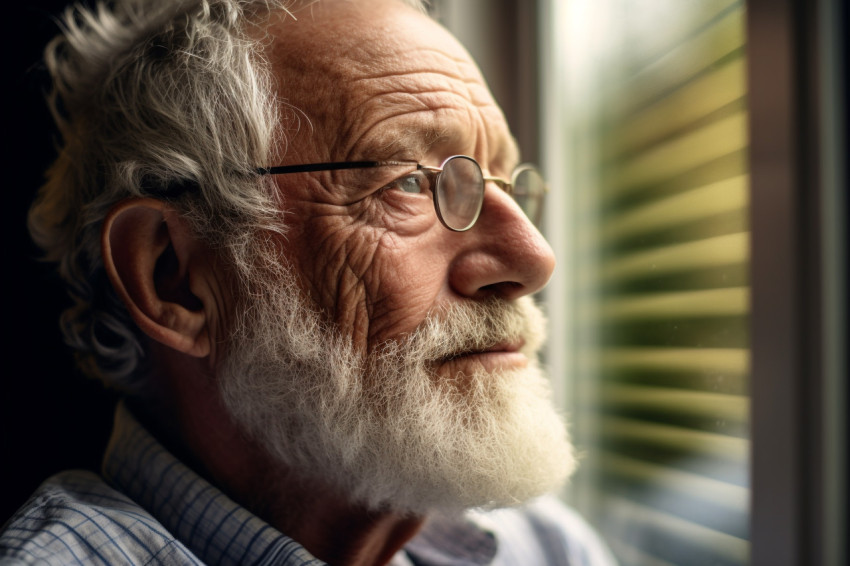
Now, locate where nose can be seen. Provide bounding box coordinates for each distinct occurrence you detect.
[448,186,556,300]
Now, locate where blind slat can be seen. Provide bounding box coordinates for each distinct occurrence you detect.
[599,287,748,320]
[598,347,747,376]
[600,232,748,281]
[601,112,747,201]
[600,175,748,243]
[600,417,748,466]
[600,384,748,425]
[605,58,746,161]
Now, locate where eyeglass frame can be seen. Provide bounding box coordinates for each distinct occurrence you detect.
[256,155,548,232]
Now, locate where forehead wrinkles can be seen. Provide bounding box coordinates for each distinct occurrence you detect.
[337,49,509,162]
[266,3,515,164]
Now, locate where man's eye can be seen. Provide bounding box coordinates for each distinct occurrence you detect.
[384,172,430,194]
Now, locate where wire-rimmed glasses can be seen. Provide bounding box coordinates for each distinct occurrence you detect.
[257,155,548,232]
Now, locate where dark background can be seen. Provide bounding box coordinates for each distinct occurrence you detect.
[2,1,119,523]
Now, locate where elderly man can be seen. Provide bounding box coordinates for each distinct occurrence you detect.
[2,0,615,564]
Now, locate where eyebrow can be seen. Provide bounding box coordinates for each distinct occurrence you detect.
[346,115,522,174]
[356,130,520,172]
[352,124,451,162]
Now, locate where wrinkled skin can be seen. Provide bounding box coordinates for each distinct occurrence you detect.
[107,2,561,564]
[264,0,555,367]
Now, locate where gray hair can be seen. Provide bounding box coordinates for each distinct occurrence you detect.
[30,0,421,392]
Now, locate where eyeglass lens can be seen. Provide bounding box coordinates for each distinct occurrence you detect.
[512,165,545,226]
[435,156,485,231]
[433,156,546,231]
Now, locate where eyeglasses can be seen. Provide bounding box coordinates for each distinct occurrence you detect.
[257,155,548,232]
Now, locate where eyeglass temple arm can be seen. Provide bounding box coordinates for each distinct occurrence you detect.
[257,161,382,175]
[256,160,546,195]
[483,175,513,195]
[485,173,551,196]
[257,160,418,175]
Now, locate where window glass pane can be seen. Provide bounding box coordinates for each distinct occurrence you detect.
[546,2,751,565]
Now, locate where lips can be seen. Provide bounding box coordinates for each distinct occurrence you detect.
[438,338,527,367]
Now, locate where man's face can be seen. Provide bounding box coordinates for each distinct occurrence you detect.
[216,0,573,514]
[263,0,555,362]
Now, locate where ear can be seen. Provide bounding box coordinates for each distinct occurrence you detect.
[102,198,211,357]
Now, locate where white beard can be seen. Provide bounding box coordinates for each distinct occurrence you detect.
[218,259,575,515]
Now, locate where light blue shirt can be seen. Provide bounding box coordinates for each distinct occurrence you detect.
[0,404,616,565]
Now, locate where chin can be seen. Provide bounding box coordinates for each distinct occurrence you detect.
[219,264,574,515]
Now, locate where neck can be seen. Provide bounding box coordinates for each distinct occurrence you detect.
[142,349,425,566]
[267,490,424,566]
[226,447,425,566]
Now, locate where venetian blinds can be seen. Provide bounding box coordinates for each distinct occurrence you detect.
[560,1,750,565]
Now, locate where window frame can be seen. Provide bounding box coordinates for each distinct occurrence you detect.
[748,0,847,564]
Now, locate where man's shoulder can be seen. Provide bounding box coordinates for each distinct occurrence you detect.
[0,470,200,566]
[470,496,618,566]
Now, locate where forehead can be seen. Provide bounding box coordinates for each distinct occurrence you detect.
[264,0,518,166]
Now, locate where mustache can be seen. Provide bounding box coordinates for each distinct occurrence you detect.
[376,296,547,363]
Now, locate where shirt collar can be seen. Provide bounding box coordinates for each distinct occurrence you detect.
[101,403,324,565]
[404,512,498,566]
[101,403,498,566]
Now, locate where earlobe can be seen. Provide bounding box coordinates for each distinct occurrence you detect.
[102,198,211,358]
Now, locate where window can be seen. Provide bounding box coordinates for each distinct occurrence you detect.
[547,2,750,564]
[435,1,846,565]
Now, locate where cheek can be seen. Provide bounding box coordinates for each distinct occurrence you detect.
[364,235,448,345]
[289,211,374,333]
[285,201,449,352]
